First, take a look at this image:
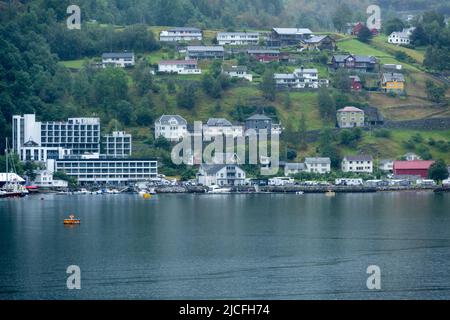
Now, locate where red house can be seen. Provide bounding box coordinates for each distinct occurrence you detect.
[247,49,280,63]
[349,75,362,91]
[393,160,435,178]
[351,22,365,36]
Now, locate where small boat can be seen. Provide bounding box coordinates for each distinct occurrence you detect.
[138,190,152,199]
[325,190,336,197]
[295,191,304,195]
[73,188,90,195]
[207,185,232,194]
[64,214,80,225]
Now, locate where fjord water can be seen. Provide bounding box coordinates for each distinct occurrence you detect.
[0,192,449,299]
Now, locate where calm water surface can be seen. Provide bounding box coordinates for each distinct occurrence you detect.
[0,192,449,299]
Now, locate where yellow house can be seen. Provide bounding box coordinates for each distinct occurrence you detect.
[381,73,405,93]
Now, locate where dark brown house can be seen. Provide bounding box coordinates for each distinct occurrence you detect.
[330,54,378,73]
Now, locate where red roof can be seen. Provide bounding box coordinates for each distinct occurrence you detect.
[393,160,435,170]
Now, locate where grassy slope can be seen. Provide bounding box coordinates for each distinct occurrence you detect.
[60,29,450,163]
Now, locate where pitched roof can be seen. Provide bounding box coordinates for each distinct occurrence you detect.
[344,155,373,162]
[168,27,201,32]
[102,52,134,59]
[223,65,247,73]
[217,32,259,37]
[394,160,435,170]
[155,115,187,125]
[382,73,405,82]
[303,35,328,43]
[159,59,197,65]
[337,106,364,113]
[332,54,377,63]
[285,163,306,170]
[305,157,331,164]
[200,164,242,175]
[272,28,312,35]
[187,46,224,52]
[206,118,233,127]
[246,114,272,121]
[247,48,279,54]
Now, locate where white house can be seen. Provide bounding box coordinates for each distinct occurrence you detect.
[284,163,306,176]
[379,159,394,172]
[158,60,201,74]
[102,52,135,68]
[197,164,246,186]
[216,32,259,45]
[154,115,188,141]
[222,66,252,82]
[388,28,415,45]
[341,155,373,173]
[274,67,328,89]
[304,157,331,174]
[159,27,202,42]
[202,118,244,138]
[403,152,421,161]
[33,170,68,188]
[336,106,365,128]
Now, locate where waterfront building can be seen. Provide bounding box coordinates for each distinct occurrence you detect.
[379,159,394,172]
[304,157,331,174]
[284,163,306,176]
[54,158,158,186]
[102,131,132,158]
[393,160,435,178]
[197,164,246,186]
[33,170,68,188]
[12,114,101,161]
[341,155,373,173]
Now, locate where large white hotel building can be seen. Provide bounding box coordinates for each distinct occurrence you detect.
[12,114,157,185]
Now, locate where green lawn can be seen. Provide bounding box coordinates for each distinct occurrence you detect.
[337,38,420,71]
[60,59,85,69]
[371,35,425,64]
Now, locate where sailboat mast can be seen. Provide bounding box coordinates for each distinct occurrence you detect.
[5,138,8,183]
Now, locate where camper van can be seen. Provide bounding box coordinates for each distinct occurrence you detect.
[268,177,295,186]
[334,178,363,186]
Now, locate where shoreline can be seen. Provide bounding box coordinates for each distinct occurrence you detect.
[25,186,450,195]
